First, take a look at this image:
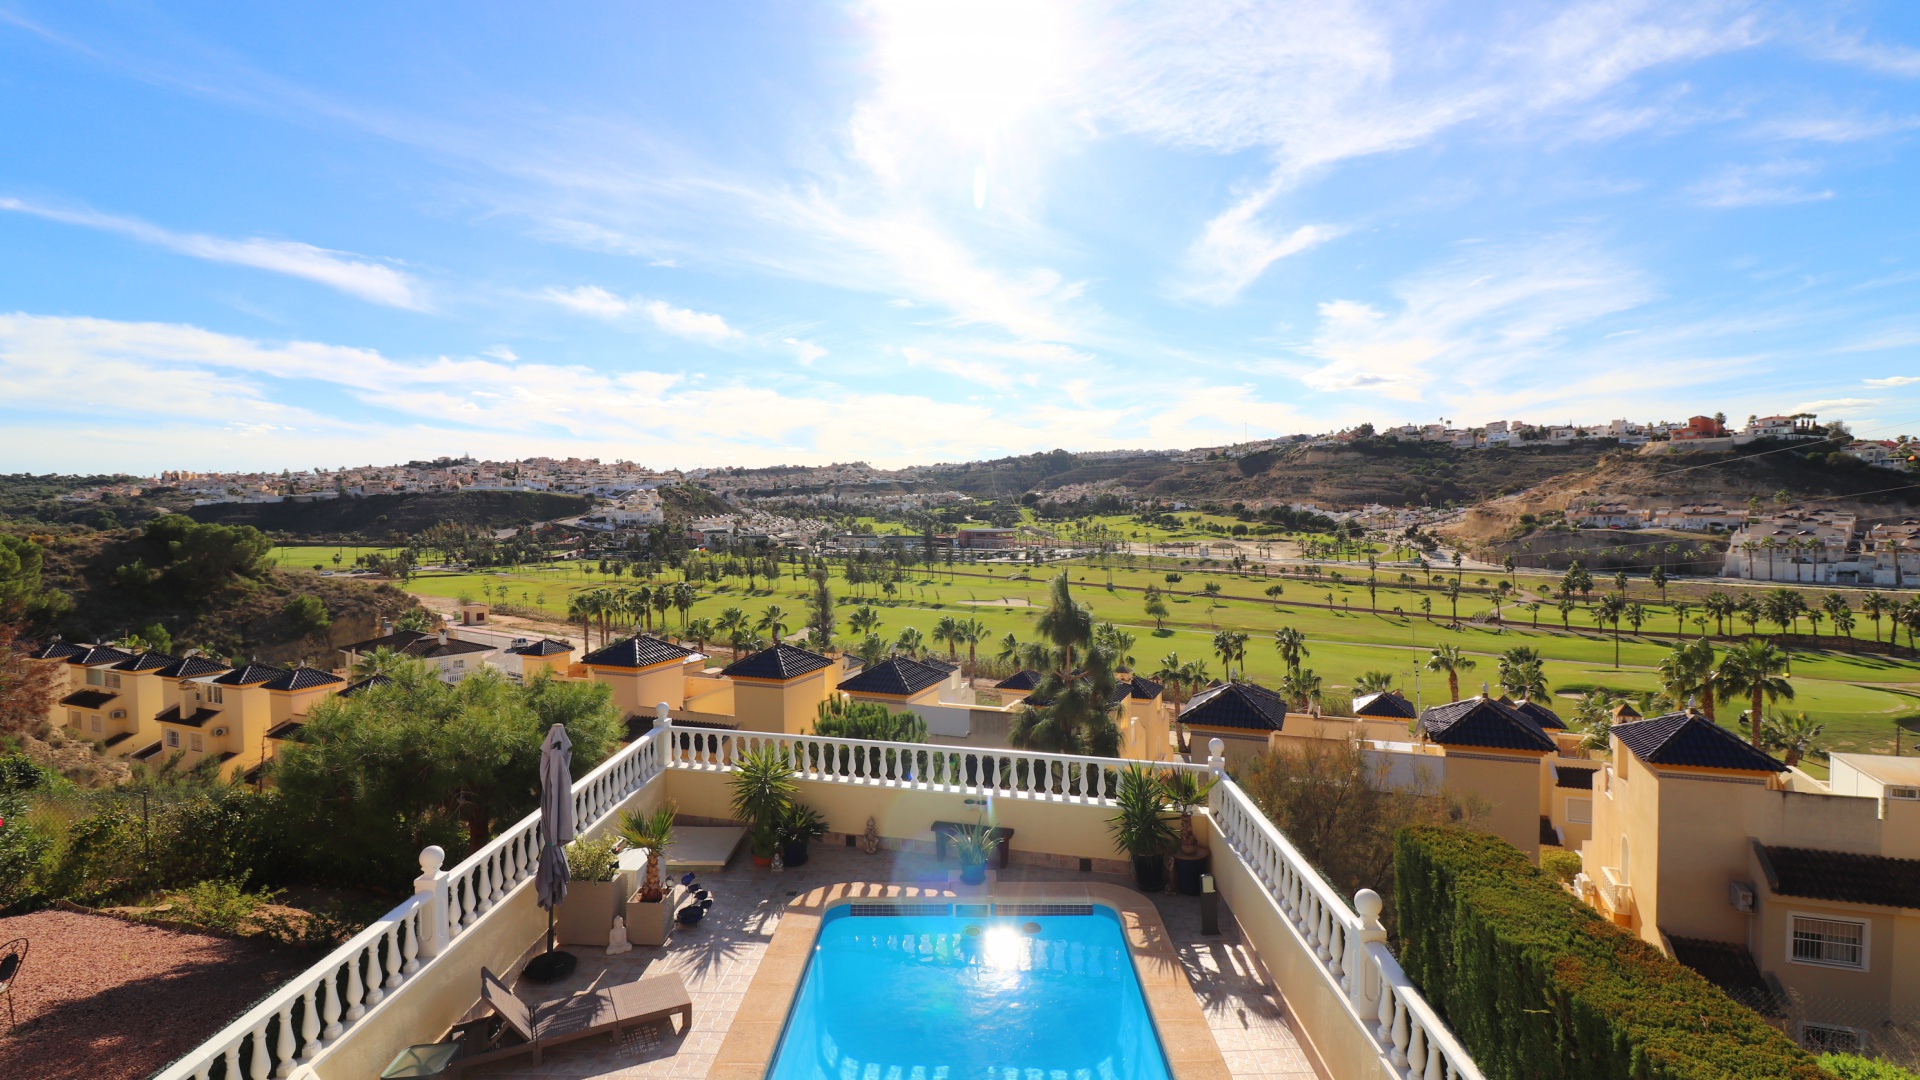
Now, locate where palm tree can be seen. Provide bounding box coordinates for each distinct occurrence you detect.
[1280,667,1323,712]
[673,582,697,627]
[715,606,750,656]
[757,604,791,643]
[1573,690,1617,752]
[1212,630,1248,681]
[1354,670,1395,694]
[1425,644,1477,702]
[1862,591,1889,642]
[1497,647,1548,700]
[931,615,960,661]
[1272,626,1308,674]
[997,632,1022,667]
[1557,596,1575,630]
[567,592,594,648]
[631,584,653,633]
[1657,638,1718,721]
[351,646,408,679]
[1762,710,1825,768]
[961,618,988,673]
[1717,638,1794,748]
[894,626,925,659]
[1624,601,1648,636]
[848,605,882,638]
[685,617,715,654]
[1821,592,1852,640]
[1011,574,1121,756]
[1597,593,1627,668]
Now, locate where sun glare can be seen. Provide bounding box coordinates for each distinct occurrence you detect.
[866,0,1072,145]
[979,923,1029,972]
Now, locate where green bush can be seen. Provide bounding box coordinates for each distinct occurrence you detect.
[1395,825,1826,1080]
[1540,847,1582,884]
[162,878,280,934]
[566,836,620,882]
[1821,1055,1920,1080]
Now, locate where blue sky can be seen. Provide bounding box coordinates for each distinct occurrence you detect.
[3,1,1919,473]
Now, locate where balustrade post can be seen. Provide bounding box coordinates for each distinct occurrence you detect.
[1352,889,1387,1015]
[1207,737,1226,775]
[413,846,449,960]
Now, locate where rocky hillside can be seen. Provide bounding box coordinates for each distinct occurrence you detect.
[1036,440,1615,509]
[187,490,589,538]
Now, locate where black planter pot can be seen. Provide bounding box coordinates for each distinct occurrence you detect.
[1173,853,1209,895]
[960,861,987,885]
[1131,854,1167,893]
[782,841,810,867]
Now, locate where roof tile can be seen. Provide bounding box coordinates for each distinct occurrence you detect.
[1613,711,1785,772]
[1180,682,1290,732]
[1418,696,1556,752]
[581,635,694,670]
[721,643,832,681]
[1759,844,1920,909]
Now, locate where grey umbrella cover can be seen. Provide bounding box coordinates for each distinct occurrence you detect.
[535,723,576,911]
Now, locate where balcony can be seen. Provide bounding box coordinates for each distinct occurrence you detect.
[1596,866,1634,926]
[156,728,1487,1080]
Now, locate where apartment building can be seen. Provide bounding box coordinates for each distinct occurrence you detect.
[337,627,497,683]
[1578,712,1920,1060]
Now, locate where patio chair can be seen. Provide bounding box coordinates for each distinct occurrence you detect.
[0,938,24,1030]
[445,966,693,1075]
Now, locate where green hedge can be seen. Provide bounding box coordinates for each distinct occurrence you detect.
[1395,825,1827,1080]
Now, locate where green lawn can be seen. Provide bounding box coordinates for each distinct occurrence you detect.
[281,541,1920,763]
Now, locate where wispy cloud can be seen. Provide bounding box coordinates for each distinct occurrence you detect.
[1755,113,1920,143]
[1793,397,1878,413]
[1690,161,1835,207]
[0,197,428,310]
[783,337,827,366]
[1865,375,1920,387]
[543,286,741,343]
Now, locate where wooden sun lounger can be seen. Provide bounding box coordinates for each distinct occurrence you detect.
[446,966,693,1075]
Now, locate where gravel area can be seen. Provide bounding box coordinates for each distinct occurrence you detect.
[0,910,314,1080]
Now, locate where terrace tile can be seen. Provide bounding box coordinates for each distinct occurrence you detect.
[463,843,1316,1080]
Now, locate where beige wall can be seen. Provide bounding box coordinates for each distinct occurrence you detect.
[1440,750,1547,862]
[587,660,689,717]
[733,667,836,734]
[1191,727,1269,771]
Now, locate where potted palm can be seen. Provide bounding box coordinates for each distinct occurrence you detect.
[618,801,682,946]
[778,801,828,867]
[950,817,1001,885]
[1108,765,1177,893]
[729,745,799,867]
[555,835,631,945]
[1159,769,1217,895]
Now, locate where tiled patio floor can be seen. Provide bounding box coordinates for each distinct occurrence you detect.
[463,842,1318,1080]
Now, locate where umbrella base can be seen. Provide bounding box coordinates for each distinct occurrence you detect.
[522,950,578,983]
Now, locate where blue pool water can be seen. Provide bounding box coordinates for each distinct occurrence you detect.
[768,906,1173,1080]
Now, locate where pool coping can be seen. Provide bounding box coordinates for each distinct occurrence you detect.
[709,880,1233,1080]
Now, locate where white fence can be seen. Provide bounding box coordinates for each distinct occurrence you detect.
[1209,777,1484,1080]
[153,732,663,1080]
[157,723,1484,1080]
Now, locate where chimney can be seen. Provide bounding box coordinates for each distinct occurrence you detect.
[438,629,449,646]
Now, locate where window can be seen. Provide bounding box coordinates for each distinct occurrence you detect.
[86,668,103,686]
[189,734,204,753]
[1887,786,1920,801]
[1791,916,1867,970]
[90,715,103,734]
[105,672,121,689]
[1800,1024,1862,1055]
[1566,798,1592,824]
[208,686,223,704]
[68,710,81,727]
[165,730,180,748]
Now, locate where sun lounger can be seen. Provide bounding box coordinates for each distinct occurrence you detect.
[445,966,693,1075]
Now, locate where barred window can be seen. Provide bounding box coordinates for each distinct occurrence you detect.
[1792,916,1866,969]
[1801,1024,1861,1055]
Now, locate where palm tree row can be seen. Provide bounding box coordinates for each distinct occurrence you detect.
[566,583,697,649]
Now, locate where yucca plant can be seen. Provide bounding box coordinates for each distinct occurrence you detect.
[1158,769,1217,857]
[729,745,798,858]
[1108,765,1176,891]
[618,800,677,902]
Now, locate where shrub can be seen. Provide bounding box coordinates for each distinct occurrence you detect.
[1540,847,1582,884]
[1821,1054,1920,1080]
[162,879,280,935]
[283,594,331,634]
[566,835,620,882]
[1395,825,1825,1080]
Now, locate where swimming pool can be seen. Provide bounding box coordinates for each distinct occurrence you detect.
[768,904,1174,1080]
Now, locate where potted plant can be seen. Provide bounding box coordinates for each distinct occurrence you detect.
[1160,769,1217,895]
[555,835,631,945]
[729,744,798,867]
[778,801,828,867]
[618,801,682,946]
[1108,765,1177,893]
[950,817,1001,885]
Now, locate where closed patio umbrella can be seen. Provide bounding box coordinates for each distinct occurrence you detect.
[524,723,577,982]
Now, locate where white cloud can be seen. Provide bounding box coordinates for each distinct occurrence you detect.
[0,197,427,310]
[1755,113,1920,143]
[783,337,828,366]
[482,345,519,361]
[542,286,740,343]
[1690,161,1835,207]
[1865,375,1920,387]
[1793,397,1878,413]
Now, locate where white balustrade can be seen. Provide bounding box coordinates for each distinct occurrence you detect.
[654,719,1206,807]
[1209,780,1486,1080]
[154,729,668,1080]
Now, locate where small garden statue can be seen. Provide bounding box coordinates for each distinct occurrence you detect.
[862,816,881,854]
[607,917,632,955]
